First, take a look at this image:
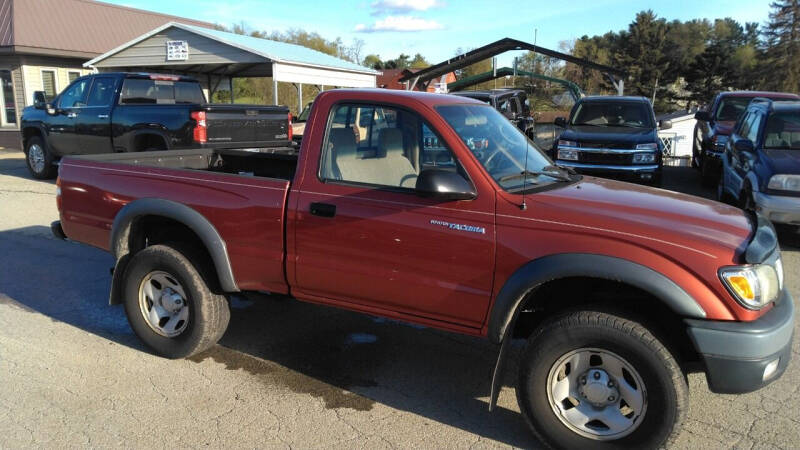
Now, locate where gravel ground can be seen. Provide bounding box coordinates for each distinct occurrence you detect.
[1,149,798,449]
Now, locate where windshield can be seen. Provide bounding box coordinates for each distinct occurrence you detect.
[436,104,565,191]
[297,103,312,122]
[570,101,653,128]
[764,111,800,149]
[715,97,755,122]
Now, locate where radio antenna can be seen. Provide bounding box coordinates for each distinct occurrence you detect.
[520,28,538,210]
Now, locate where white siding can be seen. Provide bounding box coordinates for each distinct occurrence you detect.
[272,62,375,88]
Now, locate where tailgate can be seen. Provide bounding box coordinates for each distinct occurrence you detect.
[204,104,290,148]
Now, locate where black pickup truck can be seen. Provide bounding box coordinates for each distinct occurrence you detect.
[20,72,292,178]
[552,96,671,185]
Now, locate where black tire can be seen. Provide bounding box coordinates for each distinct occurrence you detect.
[122,244,230,359]
[700,159,717,187]
[739,186,755,213]
[517,310,687,449]
[24,136,56,179]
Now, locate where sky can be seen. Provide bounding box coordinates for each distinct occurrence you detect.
[107,0,774,67]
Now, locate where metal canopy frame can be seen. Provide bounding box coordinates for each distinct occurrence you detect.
[447,67,583,101]
[398,37,626,95]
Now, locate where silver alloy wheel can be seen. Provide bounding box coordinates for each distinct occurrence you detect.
[138,270,190,338]
[27,144,45,174]
[546,347,647,440]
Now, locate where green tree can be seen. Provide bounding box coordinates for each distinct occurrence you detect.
[409,53,430,69]
[763,0,800,91]
[363,54,384,70]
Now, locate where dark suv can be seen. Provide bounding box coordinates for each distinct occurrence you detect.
[552,96,670,185]
[450,89,534,137]
[693,91,800,186]
[719,98,800,227]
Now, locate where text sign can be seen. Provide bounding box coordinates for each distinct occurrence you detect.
[166,40,189,61]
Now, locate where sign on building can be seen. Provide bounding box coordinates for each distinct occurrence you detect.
[166,40,189,61]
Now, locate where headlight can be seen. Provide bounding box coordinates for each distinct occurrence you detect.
[633,153,656,163]
[719,264,781,309]
[558,140,577,148]
[767,174,800,192]
[557,149,579,161]
[635,142,658,150]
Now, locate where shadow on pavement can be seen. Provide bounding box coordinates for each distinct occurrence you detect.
[0,151,56,185]
[0,225,538,448]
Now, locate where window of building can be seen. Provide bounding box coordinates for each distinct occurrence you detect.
[41,70,57,99]
[0,70,16,126]
[68,71,81,83]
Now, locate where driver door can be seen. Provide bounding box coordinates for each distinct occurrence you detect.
[47,78,91,156]
[292,102,496,328]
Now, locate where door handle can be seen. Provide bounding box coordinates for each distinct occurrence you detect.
[97,114,109,119]
[66,112,77,118]
[309,202,336,218]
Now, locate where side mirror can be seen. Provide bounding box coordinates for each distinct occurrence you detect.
[734,139,755,153]
[33,91,47,109]
[658,119,672,130]
[415,169,476,201]
[554,117,567,128]
[694,111,711,122]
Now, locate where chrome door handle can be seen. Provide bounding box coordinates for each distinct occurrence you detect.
[66,112,77,118]
[97,114,109,119]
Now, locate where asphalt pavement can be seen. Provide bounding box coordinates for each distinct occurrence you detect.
[1,149,798,449]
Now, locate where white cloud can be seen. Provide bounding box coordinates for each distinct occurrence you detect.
[355,15,445,32]
[370,0,444,14]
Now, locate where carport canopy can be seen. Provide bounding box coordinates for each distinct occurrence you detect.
[83,22,378,107]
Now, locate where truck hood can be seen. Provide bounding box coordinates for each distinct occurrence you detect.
[560,126,657,146]
[530,176,752,259]
[763,149,800,175]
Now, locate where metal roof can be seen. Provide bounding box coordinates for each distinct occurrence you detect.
[0,0,213,58]
[85,22,378,75]
[398,37,625,87]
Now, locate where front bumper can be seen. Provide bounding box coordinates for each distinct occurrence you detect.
[754,191,800,225]
[685,290,795,393]
[555,161,660,181]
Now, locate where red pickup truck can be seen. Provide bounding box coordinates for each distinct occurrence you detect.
[54,89,793,449]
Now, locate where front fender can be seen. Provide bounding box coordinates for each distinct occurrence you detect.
[486,253,707,344]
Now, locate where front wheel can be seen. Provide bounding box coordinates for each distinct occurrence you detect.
[122,244,230,359]
[516,310,687,449]
[24,136,56,179]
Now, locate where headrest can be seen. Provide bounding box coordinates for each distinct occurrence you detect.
[329,128,357,160]
[379,128,404,157]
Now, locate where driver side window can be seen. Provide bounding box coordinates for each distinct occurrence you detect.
[319,103,460,190]
[58,79,90,108]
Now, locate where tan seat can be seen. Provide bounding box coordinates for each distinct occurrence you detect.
[332,127,418,188]
[378,128,418,188]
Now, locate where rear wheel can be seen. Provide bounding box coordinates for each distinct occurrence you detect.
[517,310,687,449]
[122,244,230,359]
[24,136,56,179]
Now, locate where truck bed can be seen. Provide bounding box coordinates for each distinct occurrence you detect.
[58,148,295,294]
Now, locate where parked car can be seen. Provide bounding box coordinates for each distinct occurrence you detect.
[450,88,535,137]
[20,72,292,179]
[552,96,671,185]
[53,89,792,449]
[693,91,800,186]
[719,97,800,227]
